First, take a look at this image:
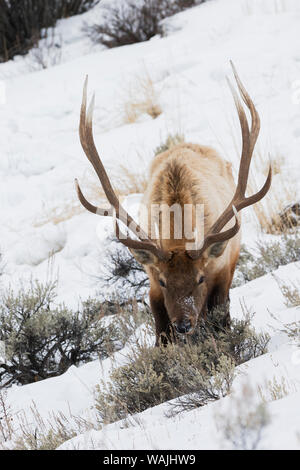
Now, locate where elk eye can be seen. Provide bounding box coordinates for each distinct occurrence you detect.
[159,279,166,288]
[198,276,205,285]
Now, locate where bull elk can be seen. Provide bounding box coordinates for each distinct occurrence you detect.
[75,62,271,345]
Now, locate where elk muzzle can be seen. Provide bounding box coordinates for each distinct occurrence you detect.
[173,319,192,334]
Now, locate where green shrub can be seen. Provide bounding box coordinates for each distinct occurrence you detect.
[95,304,269,423]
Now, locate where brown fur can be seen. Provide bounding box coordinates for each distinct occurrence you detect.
[76,71,269,346]
[133,143,241,345]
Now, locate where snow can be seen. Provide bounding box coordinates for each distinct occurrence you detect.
[2,261,299,450]
[0,0,300,304]
[0,0,299,450]
[58,347,300,450]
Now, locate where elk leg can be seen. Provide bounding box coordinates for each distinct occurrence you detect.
[207,282,231,328]
[150,291,174,346]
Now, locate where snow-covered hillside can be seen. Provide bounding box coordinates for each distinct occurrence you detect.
[3,262,300,450]
[0,0,299,450]
[1,0,300,305]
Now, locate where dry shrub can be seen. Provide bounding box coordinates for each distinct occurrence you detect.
[108,295,153,348]
[0,0,99,62]
[154,132,185,156]
[30,27,62,70]
[216,383,271,450]
[276,278,300,309]
[269,153,284,176]
[85,0,200,48]
[278,319,300,346]
[228,103,296,234]
[34,156,148,227]
[259,376,290,403]
[232,231,300,287]
[247,152,298,234]
[0,280,139,386]
[95,304,269,423]
[119,71,162,124]
[96,347,235,424]
[0,390,12,444]
[111,153,149,195]
[271,278,300,347]
[0,396,95,450]
[33,201,83,227]
[251,181,298,234]
[100,244,149,301]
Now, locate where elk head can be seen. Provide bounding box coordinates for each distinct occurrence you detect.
[75,62,271,336]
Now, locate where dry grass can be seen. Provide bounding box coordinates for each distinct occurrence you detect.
[154,132,185,156]
[248,151,297,234]
[274,276,300,309]
[258,376,290,403]
[119,70,162,124]
[34,157,149,227]
[33,202,83,227]
[215,382,271,450]
[228,110,296,234]
[232,232,300,287]
[112,163,148,195]
[226,84,298,235]
[0,394,95,450]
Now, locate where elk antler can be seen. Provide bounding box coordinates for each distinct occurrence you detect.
[186,61,272,259]
[75,76,170,261]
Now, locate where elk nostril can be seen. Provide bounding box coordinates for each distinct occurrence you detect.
[174,320,192,334]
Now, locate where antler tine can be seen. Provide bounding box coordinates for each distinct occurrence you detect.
[75,178,112,216]
[75,77,169,261]
[230,60,261,197]
[187,206,240,260]
[230,60,260,149]
[79,76,119,210]
[187,64,271,260]
[115,220,170,258]
[226,76,251,198]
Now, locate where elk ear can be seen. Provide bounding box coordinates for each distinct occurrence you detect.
[130,249,158,266]
[207,240,228,258]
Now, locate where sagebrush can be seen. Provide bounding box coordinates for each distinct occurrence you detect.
[232,231,300,287]
[100,243,149,301]
[96,304,269,423]
[0,280,146,387]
